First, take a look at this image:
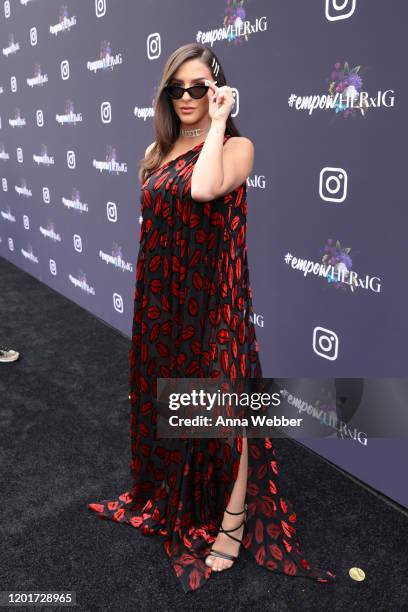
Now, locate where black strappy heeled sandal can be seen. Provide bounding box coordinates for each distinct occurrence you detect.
[206,503,248,567]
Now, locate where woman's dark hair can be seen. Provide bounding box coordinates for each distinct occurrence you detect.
[138,42,241,184]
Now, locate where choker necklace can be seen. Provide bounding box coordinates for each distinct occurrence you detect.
[180,126,210,137]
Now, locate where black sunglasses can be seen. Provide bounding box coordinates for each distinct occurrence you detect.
[164,82,216,100]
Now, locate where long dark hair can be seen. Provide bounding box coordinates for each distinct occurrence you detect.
[138,42,241,184]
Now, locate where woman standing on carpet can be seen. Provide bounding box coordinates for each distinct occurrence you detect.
[88,42,337,593]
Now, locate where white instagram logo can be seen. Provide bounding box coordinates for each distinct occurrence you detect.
[2,178,8,191]
[4,1,10,19]
[101,101,111,123]
[61,60,69,80]
[319,167,348,203]
[73,234,82,252]
[313,326,338,361]
[23,215,29,229]
[43,187,50,203]
[113,292,123,313]
[30,27,37,45]
[95,0,106,18]
[107,201,117,222]
[36,109,44,126]
[10,75,17,92]
[230,87,239,117]
[16,147,23,163]
[147,33,161,60]
[49,259,57,275]
[67,150,76,169]
[325,0,356,21]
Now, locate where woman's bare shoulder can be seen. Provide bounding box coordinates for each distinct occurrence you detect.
[226,136,254,150]
[144,141,156,157]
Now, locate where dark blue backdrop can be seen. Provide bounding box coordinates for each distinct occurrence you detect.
[1,0,406,507]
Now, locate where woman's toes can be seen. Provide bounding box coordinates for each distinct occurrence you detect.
[213,557,231,571]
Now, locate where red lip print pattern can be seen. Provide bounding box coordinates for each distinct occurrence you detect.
[87,134,337,593]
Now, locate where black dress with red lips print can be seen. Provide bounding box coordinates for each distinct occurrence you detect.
[87,134,337,593]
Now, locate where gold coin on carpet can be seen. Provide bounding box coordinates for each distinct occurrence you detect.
[349,567,365,581]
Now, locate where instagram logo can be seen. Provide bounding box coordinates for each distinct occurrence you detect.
[61,60,69,80]
[73,234,82,252]
[36,109,44,127]
[107,201,117,222]
[101,101,111,123]
[10,75,17,92]
[30,27,37,46]
[319,167,348,203]
[147,33,161,60]
[95,0,106,18]
[325,0,356,21]
[49,259,57,275]
[230,88,239,118]
[313,326,339,361]
[113,293,123,313]
[67,150,76,169]
[43,187,50,203]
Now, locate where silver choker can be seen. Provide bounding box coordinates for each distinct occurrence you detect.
[179,126,210,137]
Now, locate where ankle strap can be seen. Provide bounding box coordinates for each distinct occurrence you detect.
[225,503,248,516]
[219,518,247,543]
[220,519,246,534]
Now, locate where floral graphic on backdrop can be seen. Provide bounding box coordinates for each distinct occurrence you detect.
[327,61,369,118]
[320,238,358,292]
[224,0,248,44]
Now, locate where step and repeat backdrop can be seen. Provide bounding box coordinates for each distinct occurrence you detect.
[1,1,407,507]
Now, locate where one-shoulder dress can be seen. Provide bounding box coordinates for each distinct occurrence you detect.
[87,134,337,593]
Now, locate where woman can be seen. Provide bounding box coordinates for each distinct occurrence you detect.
[88,43,337,593]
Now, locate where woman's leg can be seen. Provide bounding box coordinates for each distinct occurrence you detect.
[205,436,248,571]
